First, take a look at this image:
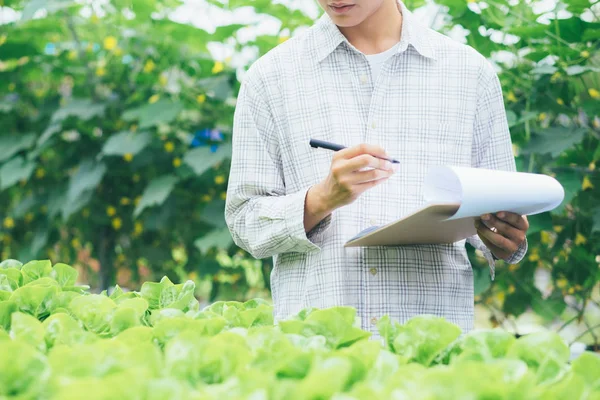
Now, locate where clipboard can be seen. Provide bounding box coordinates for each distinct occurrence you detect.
[344,202,477,247]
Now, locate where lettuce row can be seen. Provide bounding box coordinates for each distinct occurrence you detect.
[1,259,599,400]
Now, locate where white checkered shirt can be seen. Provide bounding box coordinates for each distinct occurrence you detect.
[225,1,527,334]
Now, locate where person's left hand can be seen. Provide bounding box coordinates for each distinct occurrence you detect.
[475,211,529,261]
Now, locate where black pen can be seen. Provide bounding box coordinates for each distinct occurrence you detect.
[309,139,400,164]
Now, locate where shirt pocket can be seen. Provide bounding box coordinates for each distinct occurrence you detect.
[392,119,473,203]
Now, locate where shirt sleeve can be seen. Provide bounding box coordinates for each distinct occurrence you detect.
[466,61,528,279]
[224,73,331,260]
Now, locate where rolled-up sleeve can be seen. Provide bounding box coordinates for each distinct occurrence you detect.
[225,73,329,259]
[466,61,528,278]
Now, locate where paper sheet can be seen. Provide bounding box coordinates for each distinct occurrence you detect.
[423,166,565,220]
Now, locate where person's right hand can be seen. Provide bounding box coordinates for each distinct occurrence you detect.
[310,143,396,213]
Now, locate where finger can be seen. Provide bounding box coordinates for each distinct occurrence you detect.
[475,220,518,254]
[335,143,388,161]
[349,167,394,184]
[345,154,394,172]
[495,211,529,231]
[355,175,391,189]
[479,214,525,243]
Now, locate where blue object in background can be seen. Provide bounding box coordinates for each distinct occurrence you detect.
[191,128,223,151]
[44,43,56,55]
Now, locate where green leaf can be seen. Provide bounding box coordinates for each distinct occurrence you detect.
[10,279,60,319]
[68,294,117,336]
[10,312,46,352]
[133,175,179,217]
[194,228,233,254]
[565,65,600,76]
[473,266,491,296]
[521,128,587,157]
[200,200,227,228]
[0,133,36,163]
[50,98,106,123]
[102,131,152,156]
[197,76,234,101]
[62,159,107,220]
[508,331,570,370]
[0,340,48,398]
[50,263,78,287]
[531,290,566,321]
[122,99,183,129]
[21,0,77,20]
[528,212,553,234]
[21,260,52,285]
[552,170,581,214]
[592,207,600,233]
[0,156,36,190]
[571,352,600,386]
[183,143,232,176]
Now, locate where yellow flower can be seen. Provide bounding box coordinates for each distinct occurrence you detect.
[112,217,122,230]
[120,197,131,206]
[134,196,142,206]
[134,221,143,236]
[575,233,587,246]
[553,225,564,233]
[582,176,594,190]
[123,153,133,162]
[71,238,81,248]
[594,118,600,129]
[212,61,224,74]
[590,162,596,171]
[149,94,160,104]
[3,217,14,229]
[550,72,561,83]
[106,206,117,217]
[508,264,519,272]
[82,208,90,218]
[164,141,174,153]
[103,36,117,51]
[173,157,182,168]
[556,98,564,105]
[540,230,551,245]
[130,124,138,132]
[495,291,505,303]
[220,192,227,200]
[528,248,540,262]
[0,35,7,46]
[201,194,211,202]
[67,50,77,60]
[589,88,600,99]
[114,47,123,57]
[556,278,568,289]
[189,271,198,281]
[567,287,575,294]
[24,212,34,223]
[159,75,168,86]
[538,112,547,121]
[132,174,140,183]
[278,36,290,44]
[581,50,590,58]
[96,67,106,77]
[143,59,155,73]
[506,91,517,102]
[35,167,45,179]
[508,285,516,294]
[196,94,206,104]
[214,175,225,185]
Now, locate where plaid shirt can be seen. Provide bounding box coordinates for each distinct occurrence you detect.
[225,1,527,334]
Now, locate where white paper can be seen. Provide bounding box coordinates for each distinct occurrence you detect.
[423,166,565,220]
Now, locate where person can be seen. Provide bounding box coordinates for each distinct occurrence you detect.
[225,0,529,334]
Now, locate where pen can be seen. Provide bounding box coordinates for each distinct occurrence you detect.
[309,138,400,164]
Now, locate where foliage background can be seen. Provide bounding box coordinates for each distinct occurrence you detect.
[0,0,599,348]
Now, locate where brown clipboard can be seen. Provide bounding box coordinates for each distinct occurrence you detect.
[344,202,477,247]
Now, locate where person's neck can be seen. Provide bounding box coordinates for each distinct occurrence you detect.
[338,1,403,55]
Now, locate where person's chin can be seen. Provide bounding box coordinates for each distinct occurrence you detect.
[329,14,362,27]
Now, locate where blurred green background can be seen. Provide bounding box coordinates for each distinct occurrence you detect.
[0,0,599,347]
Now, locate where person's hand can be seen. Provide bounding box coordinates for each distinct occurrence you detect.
[306,143,395,218]
[475,211,529,260]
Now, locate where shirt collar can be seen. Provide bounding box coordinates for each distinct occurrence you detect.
[313,0,436,64]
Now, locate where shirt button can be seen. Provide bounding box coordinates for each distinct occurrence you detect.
[369,268,377,275]
[360,74,368,84]
[370,317,378,325]
[369,218,377,225]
